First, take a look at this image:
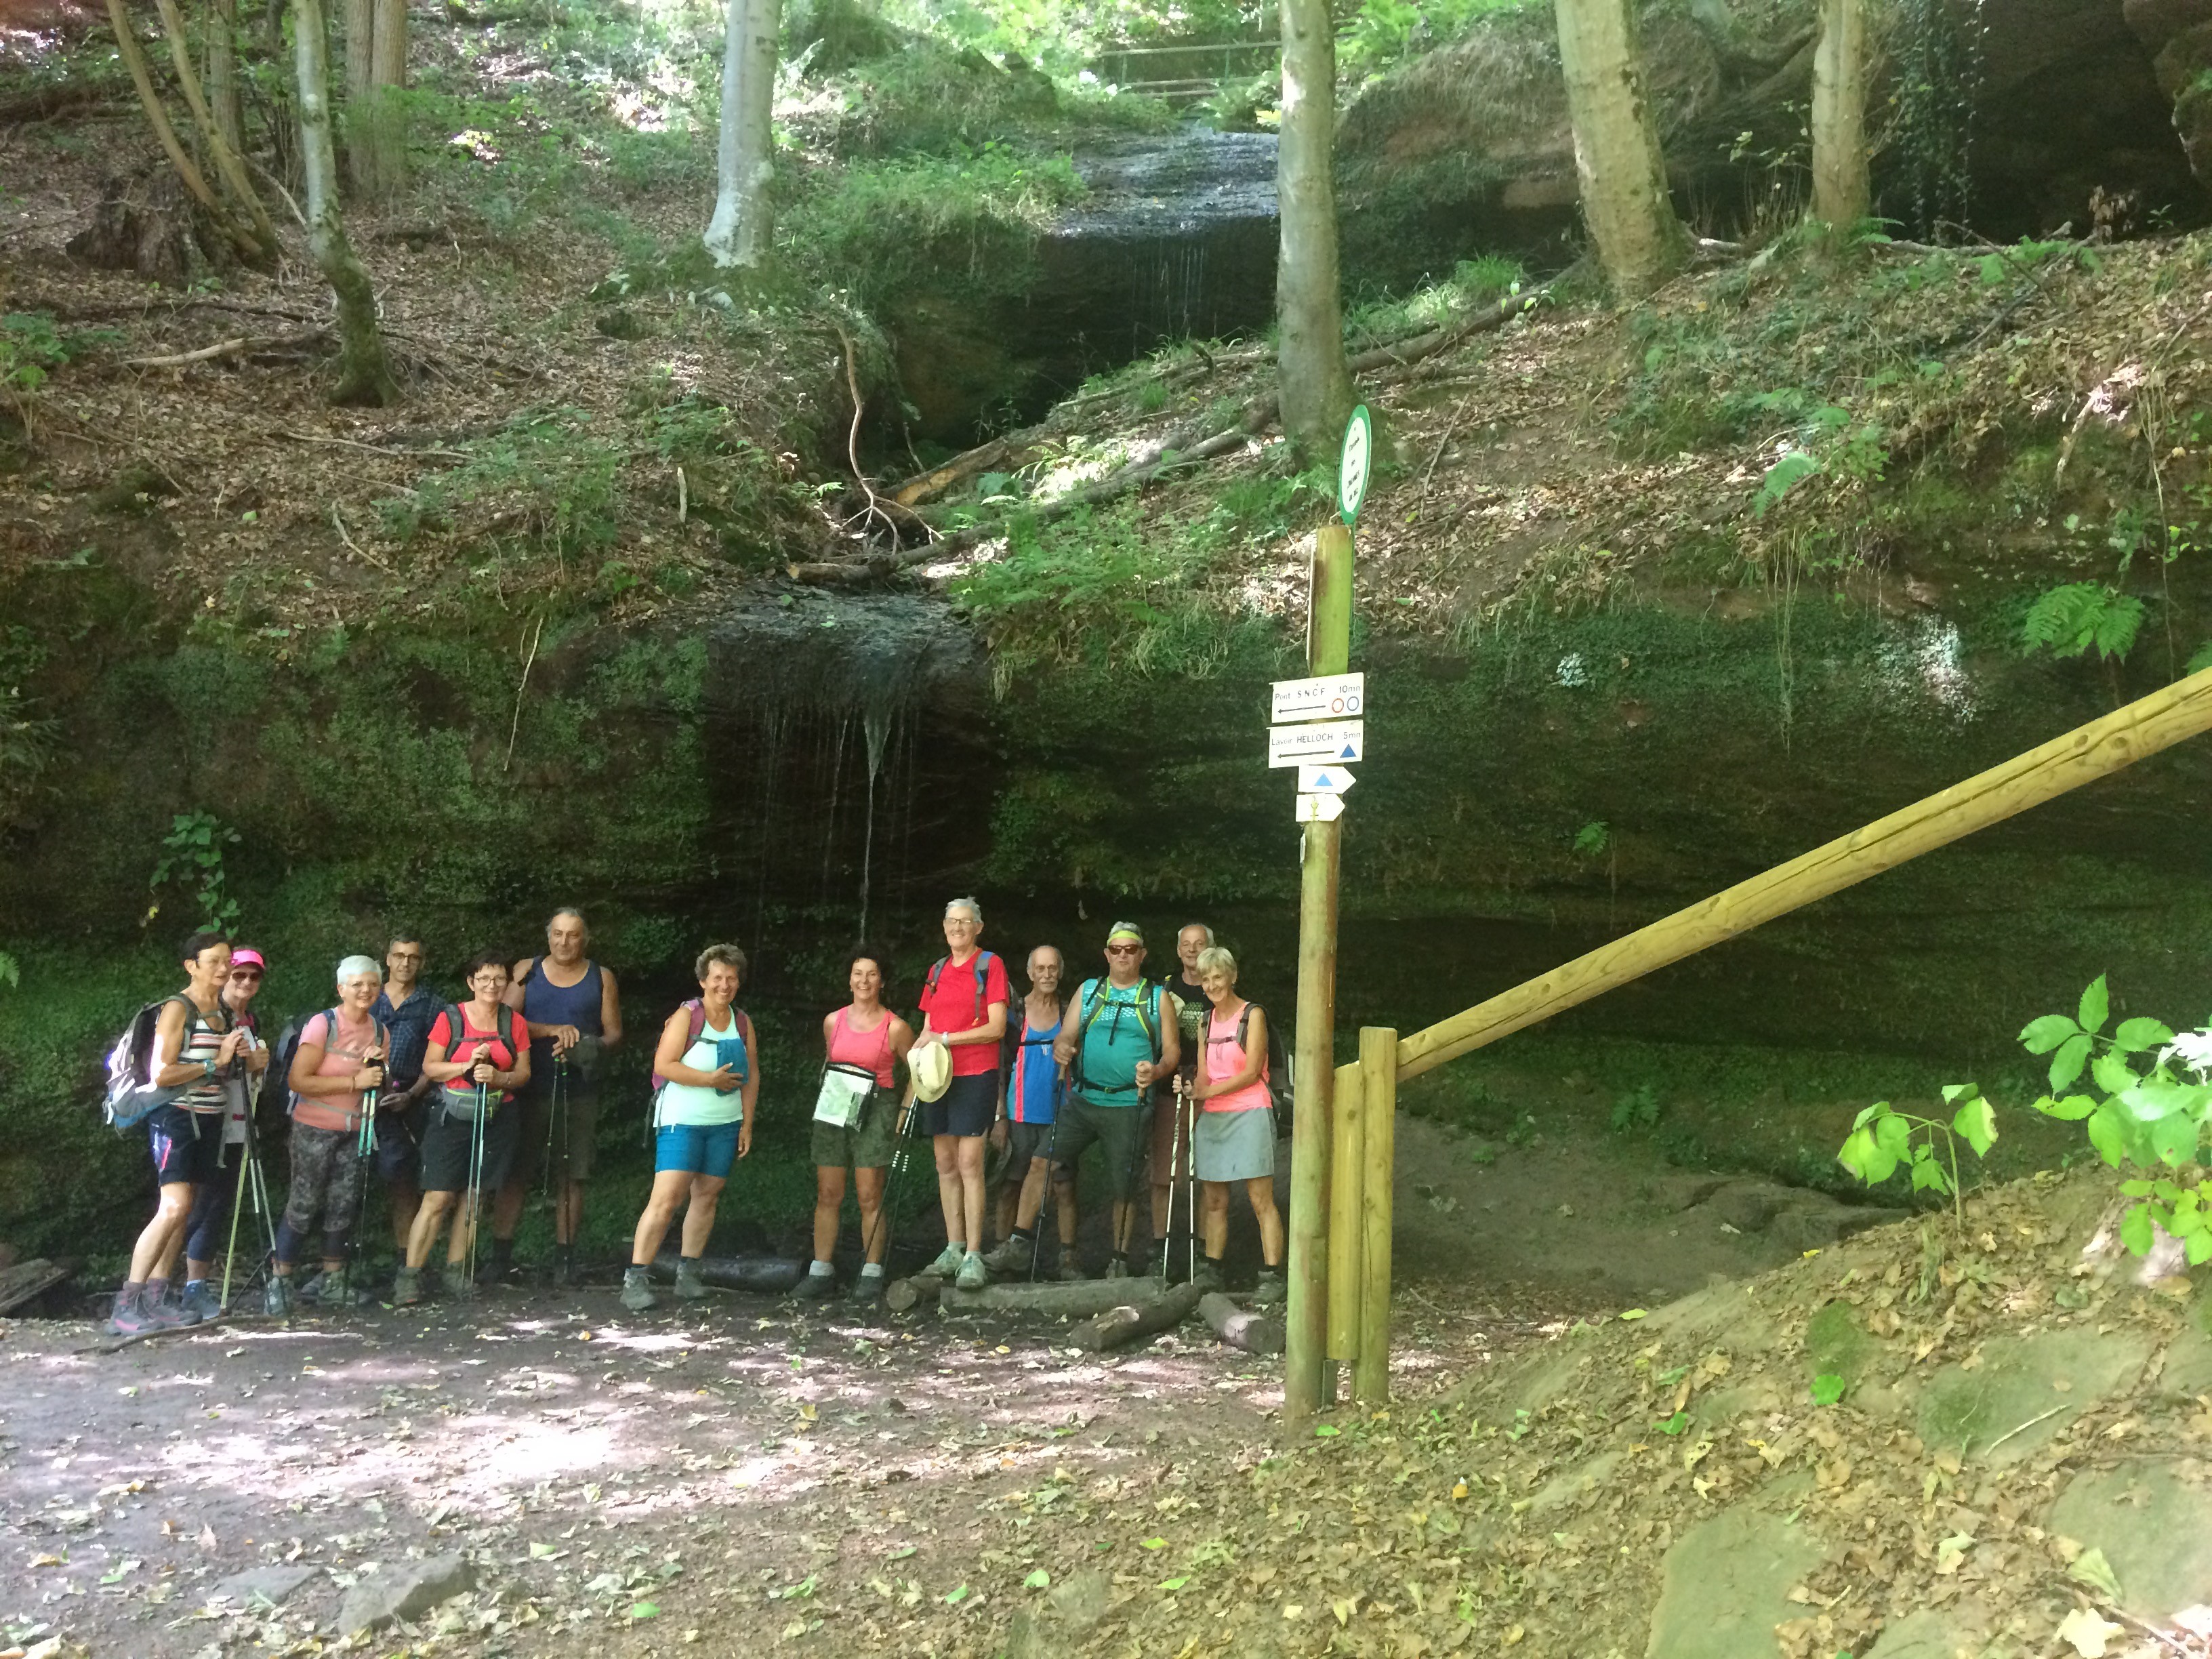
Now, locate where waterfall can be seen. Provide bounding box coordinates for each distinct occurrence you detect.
[859,703,890,941]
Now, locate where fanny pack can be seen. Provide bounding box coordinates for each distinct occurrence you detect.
[813,1063,877,1129]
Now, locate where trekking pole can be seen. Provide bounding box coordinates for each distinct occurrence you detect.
[864,1092,917,1272]
[1029,1109,1062,1285]
[545,1055,568,1198]
[1158,1080,1179,1285]
[465,1080,489,1287]
[1183,1076,1197,1289]
[220,1130,251,1313]
[341,1080,377,1307]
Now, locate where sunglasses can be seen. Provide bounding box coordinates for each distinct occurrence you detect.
[229,970,264,981]
[1105,943,1143,956]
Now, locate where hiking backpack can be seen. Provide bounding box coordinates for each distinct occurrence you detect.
[649,998,754,1118]
[923,951,998,1027]
[100,995,200,1132]
[1072,977,1162,1095]
[274,1008,392,1121]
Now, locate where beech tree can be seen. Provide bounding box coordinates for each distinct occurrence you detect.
[704,0,781,268]
[104,0,276,266]
[344,0,408,198]
[1809,0,1871,231]
[293,0,397,404]
[1274,0,1353,457]
[1554,0,1684,296]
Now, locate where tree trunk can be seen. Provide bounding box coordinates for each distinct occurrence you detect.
[207,0,244,159]
[102,0,264,262]
[1554,0,1685,298]
[342,0,374,193]
[151,0,278,262]
[291,0,397,406]
[1809,0,1870,232]
[703,0,780,268]
[1273,0,1353,459]
[647,1252,805,1292]
[365,0,409,198]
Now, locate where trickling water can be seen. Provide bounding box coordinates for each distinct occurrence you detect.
[859,704,891,941]
[1887,0,1988,237]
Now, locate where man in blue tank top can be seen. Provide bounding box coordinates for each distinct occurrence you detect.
[492,907,623,1286]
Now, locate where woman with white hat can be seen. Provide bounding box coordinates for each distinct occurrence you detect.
[909,899,1008,1292]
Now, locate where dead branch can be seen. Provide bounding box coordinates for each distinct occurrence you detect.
[1067,1282,1204,1352]
[1196,1290,1285,1355]
[123,329,324,367]
[836,323,905,543]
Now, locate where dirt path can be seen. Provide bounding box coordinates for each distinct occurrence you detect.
[1,1270,1575,1658]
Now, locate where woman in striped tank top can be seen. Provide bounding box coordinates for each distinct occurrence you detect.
[110,930,249,1336]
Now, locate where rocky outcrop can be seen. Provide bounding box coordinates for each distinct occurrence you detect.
[2125,0,2212,180]
[1337,0,2207,289]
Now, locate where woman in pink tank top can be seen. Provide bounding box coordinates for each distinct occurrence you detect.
[801,948,916,1304]
[1188,946,1284,1305]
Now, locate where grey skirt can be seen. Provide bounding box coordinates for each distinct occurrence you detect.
[1193,1106,1275,1182]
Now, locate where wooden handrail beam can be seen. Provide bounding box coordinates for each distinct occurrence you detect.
[1395,665,2212,1084]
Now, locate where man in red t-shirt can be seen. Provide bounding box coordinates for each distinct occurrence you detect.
[911,897,1010,1292]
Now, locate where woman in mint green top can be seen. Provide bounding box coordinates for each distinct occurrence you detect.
[622,944,756,1311]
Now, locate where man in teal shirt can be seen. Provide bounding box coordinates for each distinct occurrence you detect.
[1052,922,1181,1279]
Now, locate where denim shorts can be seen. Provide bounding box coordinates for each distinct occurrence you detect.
[655,1120,741,1178]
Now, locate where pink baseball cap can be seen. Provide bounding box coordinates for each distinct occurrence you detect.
[231,947,266,970]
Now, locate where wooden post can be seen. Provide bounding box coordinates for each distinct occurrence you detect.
[1283,521,1353,1419]
[1355,1027,1395,1405]
[1325,1057,1364,1368]
[1396,664,2212,1084]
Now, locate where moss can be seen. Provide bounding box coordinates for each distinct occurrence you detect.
[1803,1300,1877,1390]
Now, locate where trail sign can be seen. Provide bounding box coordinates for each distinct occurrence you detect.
[1296,793,1346,823]
[1269,720,1364,767]
[1272,672,1364,724]
[1338,404,1372,525]
[1297,764,1356,794]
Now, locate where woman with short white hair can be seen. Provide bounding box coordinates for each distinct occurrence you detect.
[271,955,390,1312]
[1189,945,1284,1305]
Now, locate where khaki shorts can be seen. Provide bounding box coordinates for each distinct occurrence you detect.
[811,1086,899,1170]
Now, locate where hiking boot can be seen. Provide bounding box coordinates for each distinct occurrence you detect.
[1104,1254,1134,1281]
[674,1258,710,1300]
[792,1268,836,1301]
[442,1265,476,1301]
[106,1284,155,1337]
[620,1266,657,1312]
[300,1270,372,1309]
[1252,1267,1286,1307]
[955,1251,987,1292]
[848,1271,886,1307]
[1054,1256,1087,1282]
[180,1280,222,1323]
[916,1242,965,1280]
[981,1233,1033,1275]
[263,1275,297,1318]
[1191,1257,1227,1296]
[147,1281,201,1327]
[391,1267,423,1308]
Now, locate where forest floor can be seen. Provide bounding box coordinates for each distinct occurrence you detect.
[0,1106,1905,1659]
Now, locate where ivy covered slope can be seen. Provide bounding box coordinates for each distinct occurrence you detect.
[952,232,2212,1053]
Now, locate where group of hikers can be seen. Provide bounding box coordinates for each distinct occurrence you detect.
[105,899,1286,1336]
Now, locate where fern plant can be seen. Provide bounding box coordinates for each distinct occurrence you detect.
[2021,582,2144,661]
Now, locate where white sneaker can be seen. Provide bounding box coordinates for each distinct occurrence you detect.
[917,1242,965,1279]
[955,1252,987,1291]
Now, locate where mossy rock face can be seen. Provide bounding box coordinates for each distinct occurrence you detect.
[2047,1458,2212,1622]
[1643,1481,1830,1659]
[1803,1300,1877,1393]
[1919,1328,2154,1464]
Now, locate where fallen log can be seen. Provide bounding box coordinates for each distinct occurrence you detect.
[1197,1291,1284,1356]
[794,285,1559,587]
[647,1252,804,1294]
[0,1258,69,1316]
[939,1278,1157,1319]
[1067,1281,1204,1353]
[884,1275,939,1311]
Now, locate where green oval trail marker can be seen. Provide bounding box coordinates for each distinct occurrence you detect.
[1338,403,1371,526]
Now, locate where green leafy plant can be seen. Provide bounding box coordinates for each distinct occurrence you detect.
[2187,640,2212,676]
[2022,582,2144,661]
[148,811,243,933]
[1609,1082,1660,1133]
[1836,1085,1998,1227]
[1809,1374,1847,1406]
[0,950,18,992]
